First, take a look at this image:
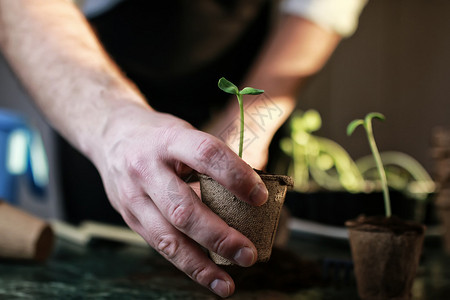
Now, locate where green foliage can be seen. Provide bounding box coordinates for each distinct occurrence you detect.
[218,77,239,95]
[347,112,391,217]
[280,109,365,192]
[280,109,434,222]
[240,87,265,95]
[218,77,264,158]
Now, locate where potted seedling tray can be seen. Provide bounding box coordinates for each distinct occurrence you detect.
[284,189,419,227]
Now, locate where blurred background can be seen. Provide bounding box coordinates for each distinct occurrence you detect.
[297,0,450,173]
[0,0,449,220]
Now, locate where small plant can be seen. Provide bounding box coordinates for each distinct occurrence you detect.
[218,77,264,158]
[200,78,293,266]
[280,109,365,192]
[347,112,392,217]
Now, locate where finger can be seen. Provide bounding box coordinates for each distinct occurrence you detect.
[187,181,201,198]
[123,197,235,298]
[167,129,268,206]
[147,168,258,267]
[173,161,194,180]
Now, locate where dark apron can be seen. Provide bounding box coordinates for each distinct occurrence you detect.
[59,0,272,224]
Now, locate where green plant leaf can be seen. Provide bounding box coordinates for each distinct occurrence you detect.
[365,112,385,124]
[346,119,364,136]
[302,109,322,133]
[240,87,264,95]
[218,77,239,95]
[347,112,391,217]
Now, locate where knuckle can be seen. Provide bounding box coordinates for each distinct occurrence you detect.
[195,138,228,171]
[123,156,159,193]
[212,234,230,256]
[155,234,179,260]
[121,209,149,241]
[118,185,141,204]
[114,183,148,213]
[229,166,253,188]
[155,126,178,155]
[168,201,196,230]
[121,209,140,227]
[125,155,150,180]
[218,164,254,195]
[189,264,209,283]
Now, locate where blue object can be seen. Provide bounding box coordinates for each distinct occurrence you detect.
[0,109,48,204]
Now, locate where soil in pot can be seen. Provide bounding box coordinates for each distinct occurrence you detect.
[345,215,426,300]
[198,171,293,265]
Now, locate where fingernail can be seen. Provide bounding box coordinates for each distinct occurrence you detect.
[210,279,231,298]
[249,182,268,206]
[233,246,256,267]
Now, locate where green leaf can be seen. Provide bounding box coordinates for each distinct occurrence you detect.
[346,119,364,136]
[365,112,385,124]
[302,109,322,132]
[240,87,264,95]
[218,77,239,95]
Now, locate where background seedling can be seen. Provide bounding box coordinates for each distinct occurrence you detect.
[347,112,392,217]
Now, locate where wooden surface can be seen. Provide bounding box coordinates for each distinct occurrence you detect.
[1,230,450,299]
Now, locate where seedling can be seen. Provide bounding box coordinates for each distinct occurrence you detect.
[218,77,264,158]
[347,112,391,217]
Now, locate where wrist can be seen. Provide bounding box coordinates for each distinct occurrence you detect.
[78,81,150,164]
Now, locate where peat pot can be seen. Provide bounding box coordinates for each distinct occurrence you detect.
[199,172,293,265]
[345,215,425,300]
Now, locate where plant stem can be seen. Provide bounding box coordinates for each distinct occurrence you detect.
[366,120,392,217]
[237,93,244,158]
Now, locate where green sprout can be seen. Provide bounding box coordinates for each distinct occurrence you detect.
[218,77,264,158]
[347,112,392,217]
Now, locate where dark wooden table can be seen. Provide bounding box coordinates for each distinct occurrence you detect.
[0,226,449,299]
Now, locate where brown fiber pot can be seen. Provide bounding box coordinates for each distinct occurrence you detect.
[199,172,293,265]
[345,215,425,300]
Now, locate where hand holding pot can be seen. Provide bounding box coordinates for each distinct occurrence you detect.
[91,103,268,297]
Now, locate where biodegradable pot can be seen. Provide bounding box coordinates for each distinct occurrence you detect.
[0,200,54,262]
[435,188,450,253]
[346,215,425,300]
[199,172,293,265]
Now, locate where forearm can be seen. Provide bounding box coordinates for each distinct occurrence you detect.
[0,3,275,296]
[208,15,341,166]
[0,0,148,160]
[245,14,340,132]
[247,14,340,97]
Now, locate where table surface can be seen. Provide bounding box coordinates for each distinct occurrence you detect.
[1,227,450,299]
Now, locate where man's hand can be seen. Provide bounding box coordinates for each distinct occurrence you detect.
[92,103,268,297]
[0,1,269,297]
[0,1,342,297]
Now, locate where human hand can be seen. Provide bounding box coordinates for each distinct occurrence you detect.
[89,102,269,298]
